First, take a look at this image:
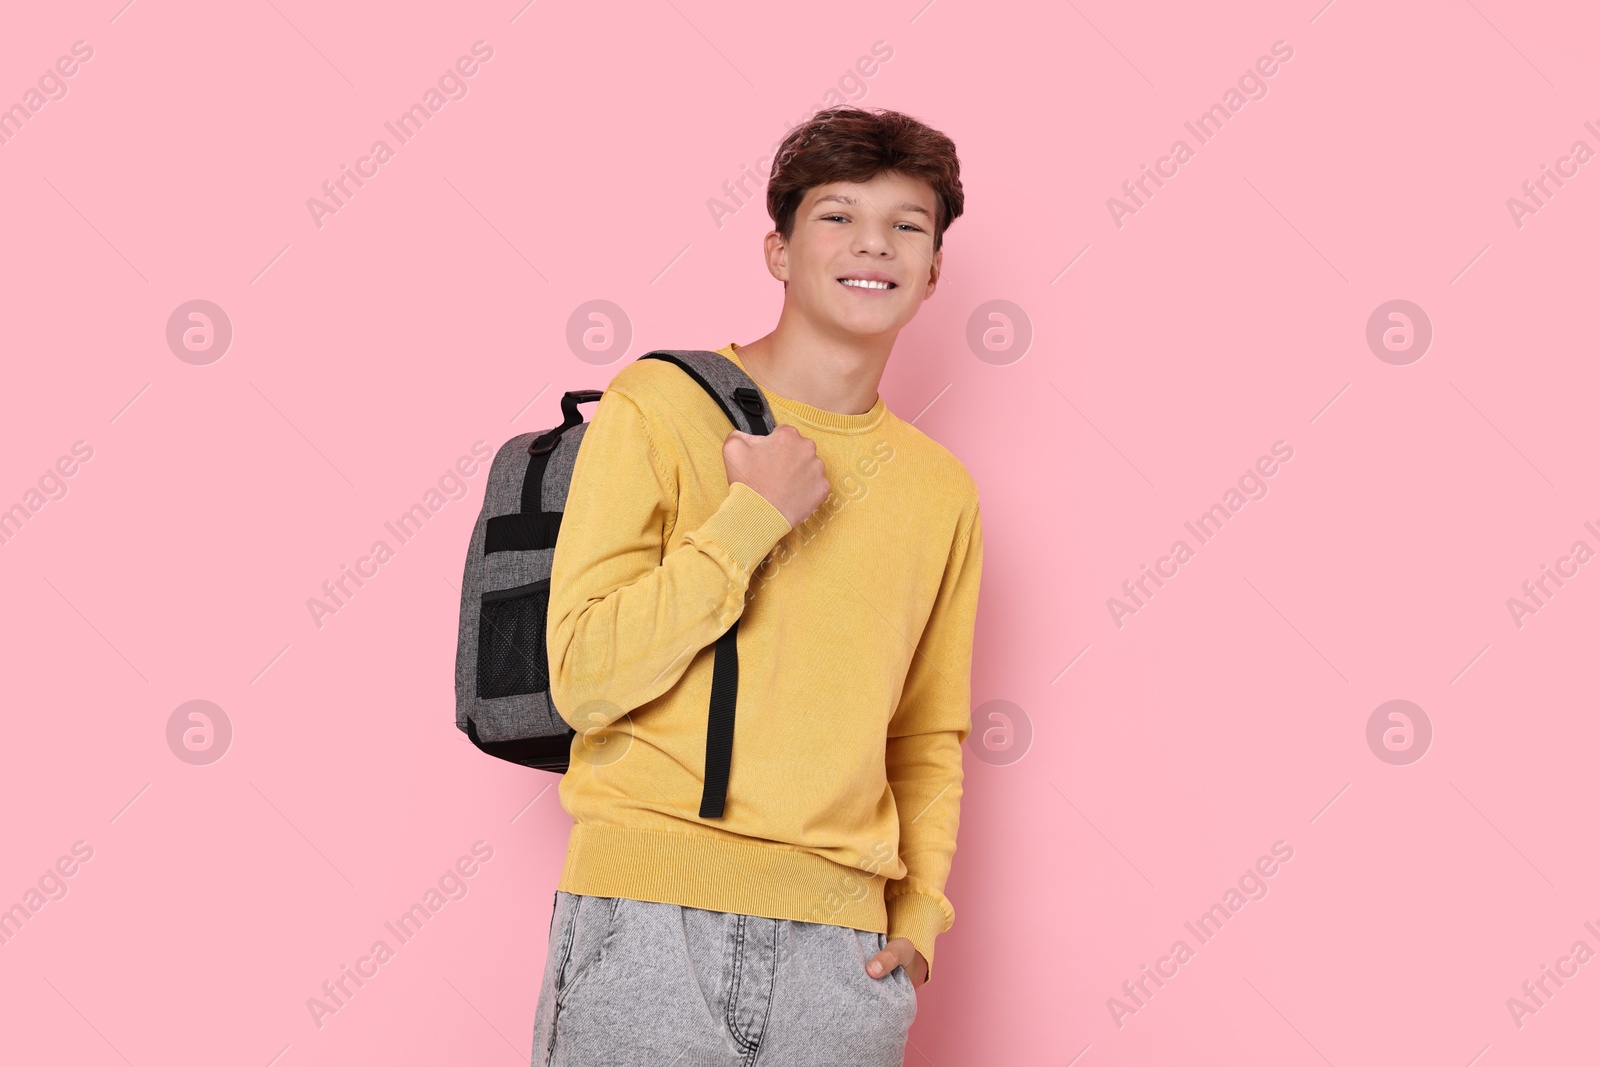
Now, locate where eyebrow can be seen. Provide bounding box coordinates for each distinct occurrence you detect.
[812,193,933,220]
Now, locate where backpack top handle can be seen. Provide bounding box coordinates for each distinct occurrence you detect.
[529,390,605,455]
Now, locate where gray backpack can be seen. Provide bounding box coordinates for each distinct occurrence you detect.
[454,349,776,819]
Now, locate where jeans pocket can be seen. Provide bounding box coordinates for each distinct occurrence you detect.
[895,964,918,1017]
[555,895,621,1008]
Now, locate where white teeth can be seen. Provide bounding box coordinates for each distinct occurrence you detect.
[840,278,892,289]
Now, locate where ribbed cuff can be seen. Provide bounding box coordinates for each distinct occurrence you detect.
[685,482,793,576]
[886,890,950,984]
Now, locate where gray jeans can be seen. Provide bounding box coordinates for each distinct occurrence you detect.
[531,890,918,1066]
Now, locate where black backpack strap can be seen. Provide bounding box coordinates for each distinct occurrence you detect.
[637,350,774,819]
[638,351,770,434]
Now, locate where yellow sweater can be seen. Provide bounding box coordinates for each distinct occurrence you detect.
[546,342,983,981]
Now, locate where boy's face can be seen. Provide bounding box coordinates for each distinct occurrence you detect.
[765,170,943,340]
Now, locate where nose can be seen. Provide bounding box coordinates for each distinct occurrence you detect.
[851,214,895,257]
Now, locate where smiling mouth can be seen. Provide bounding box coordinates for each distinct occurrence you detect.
[838,278,896,290]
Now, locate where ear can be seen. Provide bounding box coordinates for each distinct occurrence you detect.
[763,230,790,285]
[922,247,943,301]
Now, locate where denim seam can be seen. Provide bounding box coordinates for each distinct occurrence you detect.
[725,915,758,1053]
[743,931,779,1067]
[553,899,580,997]
[544,897,580,1066]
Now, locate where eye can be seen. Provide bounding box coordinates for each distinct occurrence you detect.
[819,213,925,233]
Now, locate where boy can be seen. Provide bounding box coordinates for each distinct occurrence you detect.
[531,105,982,1066]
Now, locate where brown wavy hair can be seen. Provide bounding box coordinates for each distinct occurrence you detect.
[766,106,964,254]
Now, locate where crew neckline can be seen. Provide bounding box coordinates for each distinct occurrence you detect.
[719,343,888,434]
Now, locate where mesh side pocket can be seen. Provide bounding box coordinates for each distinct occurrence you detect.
[477,580,551,699]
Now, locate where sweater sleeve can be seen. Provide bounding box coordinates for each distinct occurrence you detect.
[883,504,984,985]
[546,385,794,730]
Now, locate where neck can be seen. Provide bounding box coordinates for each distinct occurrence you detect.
[734,309,893,416]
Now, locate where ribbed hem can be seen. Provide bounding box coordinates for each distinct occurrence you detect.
[886,889,950,984]
[685,482,794,576]
[721,344,888,434]
[558,824,889,934]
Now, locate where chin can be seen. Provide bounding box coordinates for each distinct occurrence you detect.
[833,318,906,344]
[830,300,912,331]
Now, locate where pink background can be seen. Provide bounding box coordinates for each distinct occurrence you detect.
[3,1,1598,1064]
